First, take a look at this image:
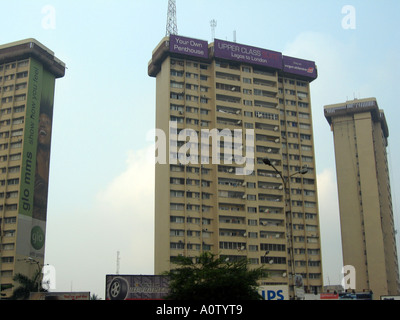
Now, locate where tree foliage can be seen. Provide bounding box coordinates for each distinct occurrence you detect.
[164,252,266,300]
[10,270,46,300]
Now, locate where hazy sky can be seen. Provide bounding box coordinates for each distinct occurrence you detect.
[2,0,400,299]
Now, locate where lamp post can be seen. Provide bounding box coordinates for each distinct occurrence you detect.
[19,257,43,293]
[262,157,308,299]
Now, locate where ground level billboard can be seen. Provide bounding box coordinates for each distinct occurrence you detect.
[105,275,170,300]
[29,292,90,300]
[258,285,289,300]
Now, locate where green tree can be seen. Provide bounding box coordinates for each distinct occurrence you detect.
[90,293,101,300]
[164,252,266,300]
[10,270,46,300]
[1,284,13,299]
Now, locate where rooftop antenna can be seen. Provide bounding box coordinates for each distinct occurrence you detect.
[233,30,236,42]
[166,0,178,36]
[210,19,217,41]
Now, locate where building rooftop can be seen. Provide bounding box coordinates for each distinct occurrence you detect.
[324,97,389,138]
[148,35,318,82]
[0,38,65,78]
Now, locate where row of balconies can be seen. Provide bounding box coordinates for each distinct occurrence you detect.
[169,169,314,187]
[171,61,309,101]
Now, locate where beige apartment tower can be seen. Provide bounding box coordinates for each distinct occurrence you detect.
[325,98,400,298]
[149,35,323,298]
[0,39,65,298]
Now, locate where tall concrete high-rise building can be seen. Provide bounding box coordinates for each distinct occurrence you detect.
[0,39,65,298]
[149,35,323,298]
[324,97,400,298]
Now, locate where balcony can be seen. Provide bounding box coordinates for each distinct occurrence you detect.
[216,94,241,105]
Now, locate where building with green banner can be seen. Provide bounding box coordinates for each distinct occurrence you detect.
[0,39,65,298]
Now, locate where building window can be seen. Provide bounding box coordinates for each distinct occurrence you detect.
[1,257,14,263]
[9,154,21,161]
[16,71,28,79]
[170,229,184,237]
[14,94,26,102]
[170,242,185,249]
[170,216,184,223]
[170,203,184,211]
[7,178,19,185]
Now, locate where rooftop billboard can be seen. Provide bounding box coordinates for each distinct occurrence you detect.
[163,35,317,81]
[282,55,317,79]
[214,39,282,69]
[169,35,209,59]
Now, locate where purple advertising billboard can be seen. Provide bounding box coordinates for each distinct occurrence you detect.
[282,56,317,79]
[214,39,282,69]
[169,35,209,59]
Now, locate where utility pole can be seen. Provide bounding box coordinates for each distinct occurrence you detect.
[116,251,120,275]
[166,0,178,36]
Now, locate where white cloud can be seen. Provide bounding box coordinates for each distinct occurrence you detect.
[94,145,155,275]
[317,168,343,285]
[46,145,155,299]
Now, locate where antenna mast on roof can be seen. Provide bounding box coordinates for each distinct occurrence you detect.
[166,0,178,36]
[210,19,217,41]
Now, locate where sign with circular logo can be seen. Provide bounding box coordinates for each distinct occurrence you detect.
[31,226,45,250]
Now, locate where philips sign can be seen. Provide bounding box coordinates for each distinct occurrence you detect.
[258,285,289,300]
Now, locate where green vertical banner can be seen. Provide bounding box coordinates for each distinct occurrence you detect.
[16,57,56,266]
[19,59,42,217]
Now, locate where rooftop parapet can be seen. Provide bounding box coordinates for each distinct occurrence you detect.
[0,38,65,78]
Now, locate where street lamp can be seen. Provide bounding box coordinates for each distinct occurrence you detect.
[19,257,43,293]
[262,157,308,299]
[262,158,308,186]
